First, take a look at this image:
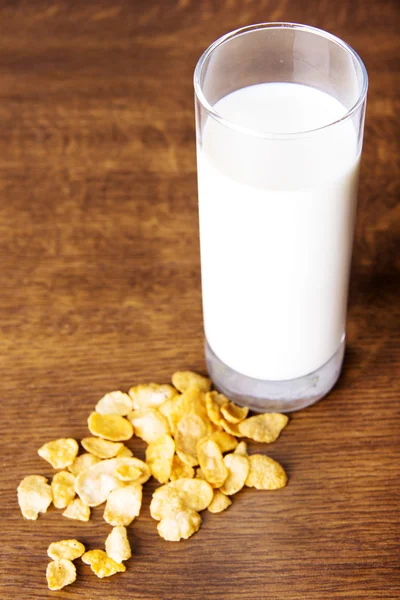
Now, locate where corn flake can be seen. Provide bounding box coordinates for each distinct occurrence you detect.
[62,498,90,522]
[197,438,228,488]
[128,408,170,443]
[82,549,125,578]
[103,483,143,526]
[220,420,243,437]
[129,383,177,410]
[51,470,76,509]
[172,371,211,393]
[17,475,52,520]
[74,458,125,507]
[158,394,182,433]
[207,490,232,513]
[105,526,132,564]
[114,457,151,485]
[150,487,188,521]
[234,441,248,456]
[48,539,85,561]
[195,466,217,489]
[169,455,195,481]
[166,388,213,437]
[95,391,133,416]
[220,402,249,424]
[38,438,79,469]
[88,412,133,442]
[166,478,213,512]
[81,437,124,459]
[68,453,101,476]
[238,413,289,443]
[46,559,76,590]
[175,414,208,466]
[116,445,133,458]
[157,508,201,542]
[205,391,228,427]
[245,454,287,490]
[176,450,198,468]
[206,431,238,453]
[115,465,141,482]
[150,478,213,520]
[145,434,175,483]
[220,453,249,496]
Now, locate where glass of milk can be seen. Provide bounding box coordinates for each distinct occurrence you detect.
[194,23,368,412]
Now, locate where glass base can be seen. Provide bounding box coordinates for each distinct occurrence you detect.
[205,336,346,413]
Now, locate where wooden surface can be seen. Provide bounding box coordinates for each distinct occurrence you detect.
[1,1,399,598]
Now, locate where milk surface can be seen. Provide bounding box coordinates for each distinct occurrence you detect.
[197,83,359,381]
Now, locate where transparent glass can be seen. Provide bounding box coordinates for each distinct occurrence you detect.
[194,23,368,412]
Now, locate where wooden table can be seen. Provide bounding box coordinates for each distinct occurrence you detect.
[1,1,399,598]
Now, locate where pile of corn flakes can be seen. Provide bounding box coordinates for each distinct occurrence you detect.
[17,371,289,590]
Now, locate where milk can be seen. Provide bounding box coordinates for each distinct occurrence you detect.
[197,83,360,381]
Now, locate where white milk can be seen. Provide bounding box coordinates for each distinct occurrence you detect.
[197,83,360,381]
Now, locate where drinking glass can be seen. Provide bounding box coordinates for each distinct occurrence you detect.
[194,23,368,412]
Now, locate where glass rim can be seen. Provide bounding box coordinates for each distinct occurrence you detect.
[194,22,369,140]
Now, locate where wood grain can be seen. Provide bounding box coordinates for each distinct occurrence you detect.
[1,1,399,598]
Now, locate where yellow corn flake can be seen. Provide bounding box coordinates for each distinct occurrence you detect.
[48,539,85,561]
[173,387,206,423]
[238,413,289,443]
[105,526,132,564]
[116,445,133,458]
[197,438,228,488]
[82,549,125,578]
[103,483,143,526]
[114,464,142,482]
[220,453,249,496]
[74,458,125,506]
[176,450,198,468]
[166,388,213,437]
[150,487,188,521]
[175,414,209,466]
[207,490,232,513]
[209,421,224,434]
[165,478,213,512]
[172,371,211,393]
[207,392,228,408]
[87,412,133,442]
[38,438,79,469]
[234,441,248,456]
[169,455,195,481]
[245,454,288,490]
[114,457,151,485]
[158,394,182,433]
[157,507,201,542]
[68,453,101,476]
[205,391,228,427]
[195,467,218,488]
[127,408,170,443]
[220,419,243,437]
[220,402,249,424]
[17,475,52,520]
[205,431,238,454]
[128,383,177,410]
[62,498,90,522]
[150,478,213,520]
[81,437,124,459]
[46,559,76,590]
[145,434,175,483]
[51,470,76,509]
[95,390,133,416]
